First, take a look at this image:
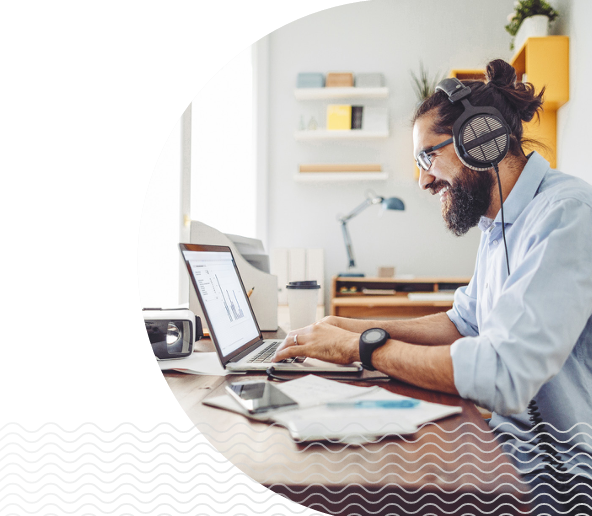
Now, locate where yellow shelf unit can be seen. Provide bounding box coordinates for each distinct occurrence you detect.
[449,69,486,81]
[510,36,569,168]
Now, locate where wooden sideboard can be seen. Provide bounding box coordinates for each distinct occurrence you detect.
[330,276,470,319]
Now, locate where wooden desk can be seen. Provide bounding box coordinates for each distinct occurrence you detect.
[331,276,470,319]
[163,333,529,515]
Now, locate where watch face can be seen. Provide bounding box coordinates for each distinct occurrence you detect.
[364,329,385,343]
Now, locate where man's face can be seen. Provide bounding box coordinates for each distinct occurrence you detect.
[413,113,493,236]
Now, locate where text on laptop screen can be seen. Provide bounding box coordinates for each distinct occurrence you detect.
[182,250,259,356]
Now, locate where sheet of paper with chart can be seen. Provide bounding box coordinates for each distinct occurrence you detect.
[182,250,259,356]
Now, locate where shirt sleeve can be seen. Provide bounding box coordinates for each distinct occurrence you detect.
[450,198,592,415]
[447,281,479,337]
[447,236,484,338]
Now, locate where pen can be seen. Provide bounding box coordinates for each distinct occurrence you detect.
[247,287,255,298]
[326,399,420,409]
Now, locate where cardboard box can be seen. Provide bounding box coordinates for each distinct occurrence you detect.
[326,72,354,87]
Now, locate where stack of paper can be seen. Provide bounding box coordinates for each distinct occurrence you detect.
[204,375,462,442]
[158,352,244,376]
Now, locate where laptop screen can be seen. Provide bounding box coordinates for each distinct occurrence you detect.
[181,246,260,358]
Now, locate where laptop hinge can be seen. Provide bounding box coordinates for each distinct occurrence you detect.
[228,339,265,363]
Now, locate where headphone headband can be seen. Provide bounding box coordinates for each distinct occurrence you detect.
[436,78,471,103]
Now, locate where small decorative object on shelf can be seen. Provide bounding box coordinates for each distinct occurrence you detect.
[306,116,318,131]
[505,0,559,50]
[378,266,395,278]
[326,72,354,88]
[297,73,325,88]
[298,115,306,131]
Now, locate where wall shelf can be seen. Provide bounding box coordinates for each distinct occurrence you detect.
[294,172,388,182]
[294,130,389,140]
[331,276,471,318]
[294,87,388,100]
[510,36,569,168]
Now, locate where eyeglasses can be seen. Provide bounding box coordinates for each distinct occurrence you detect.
[415,137,453,172]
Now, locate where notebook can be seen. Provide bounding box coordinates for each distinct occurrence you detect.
[179,243,361,373]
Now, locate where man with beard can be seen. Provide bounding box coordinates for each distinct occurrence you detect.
[274,59,592,514]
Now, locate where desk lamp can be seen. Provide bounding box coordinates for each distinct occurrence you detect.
[338,190,405,277]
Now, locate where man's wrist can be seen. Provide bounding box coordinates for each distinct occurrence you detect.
[350,334,361,363]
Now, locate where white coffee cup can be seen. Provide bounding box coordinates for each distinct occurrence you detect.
[286,281,321,330]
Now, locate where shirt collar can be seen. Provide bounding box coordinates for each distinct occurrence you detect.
[479,151,550,231]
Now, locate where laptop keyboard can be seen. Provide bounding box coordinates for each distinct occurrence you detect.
[247,341,306,364]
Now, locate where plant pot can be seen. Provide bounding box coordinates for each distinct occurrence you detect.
[514,14,549,51]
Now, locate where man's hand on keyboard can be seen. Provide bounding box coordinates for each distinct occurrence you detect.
[272,322,360,365]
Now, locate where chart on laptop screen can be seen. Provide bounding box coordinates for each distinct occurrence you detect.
[183,250,259,355]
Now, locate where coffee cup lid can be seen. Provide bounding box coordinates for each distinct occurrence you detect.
[286,280,321,289]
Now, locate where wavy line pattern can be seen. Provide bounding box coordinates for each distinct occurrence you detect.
[2,422,591,515]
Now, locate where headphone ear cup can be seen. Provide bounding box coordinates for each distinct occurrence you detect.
[452,137,489,171]
[456,113,510,170]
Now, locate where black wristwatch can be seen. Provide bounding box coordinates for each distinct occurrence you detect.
[359,328,390,371]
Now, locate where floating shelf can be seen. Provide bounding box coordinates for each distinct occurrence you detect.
[294,172,388,182]
[294,130,389,140]
[294,87,389,100]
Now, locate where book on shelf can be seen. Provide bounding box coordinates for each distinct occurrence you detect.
[351,105,363,129]
[326,72,354,87]
[299,163,382,173]
[327,104,352,130]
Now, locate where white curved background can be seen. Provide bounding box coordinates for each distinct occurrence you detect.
[0,1,358,515]
[2,0,592,514]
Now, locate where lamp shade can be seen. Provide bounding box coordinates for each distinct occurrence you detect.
[382,197,405,211]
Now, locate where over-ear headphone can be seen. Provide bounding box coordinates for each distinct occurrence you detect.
[435,78,510,171]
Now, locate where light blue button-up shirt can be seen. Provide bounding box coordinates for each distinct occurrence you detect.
[448,152,592,477]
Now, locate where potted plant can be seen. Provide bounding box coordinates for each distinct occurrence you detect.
[505,0,559,51]
[410,62,445,104]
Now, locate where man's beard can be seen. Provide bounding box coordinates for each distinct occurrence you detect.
[431,166,494,236]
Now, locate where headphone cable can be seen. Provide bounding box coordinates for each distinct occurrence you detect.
[493,163,511,276]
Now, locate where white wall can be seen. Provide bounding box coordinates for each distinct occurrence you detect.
[554,0,592,183]
[266,0,516,308]
[138,119,183,308]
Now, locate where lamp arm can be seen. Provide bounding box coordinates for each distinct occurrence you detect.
[338,196,383,223]
[340,220,356,269]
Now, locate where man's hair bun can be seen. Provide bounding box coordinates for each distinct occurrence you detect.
[485,59,544,123]
[485,59,517,88]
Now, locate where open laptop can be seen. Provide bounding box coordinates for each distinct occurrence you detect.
[179,243,361,373]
